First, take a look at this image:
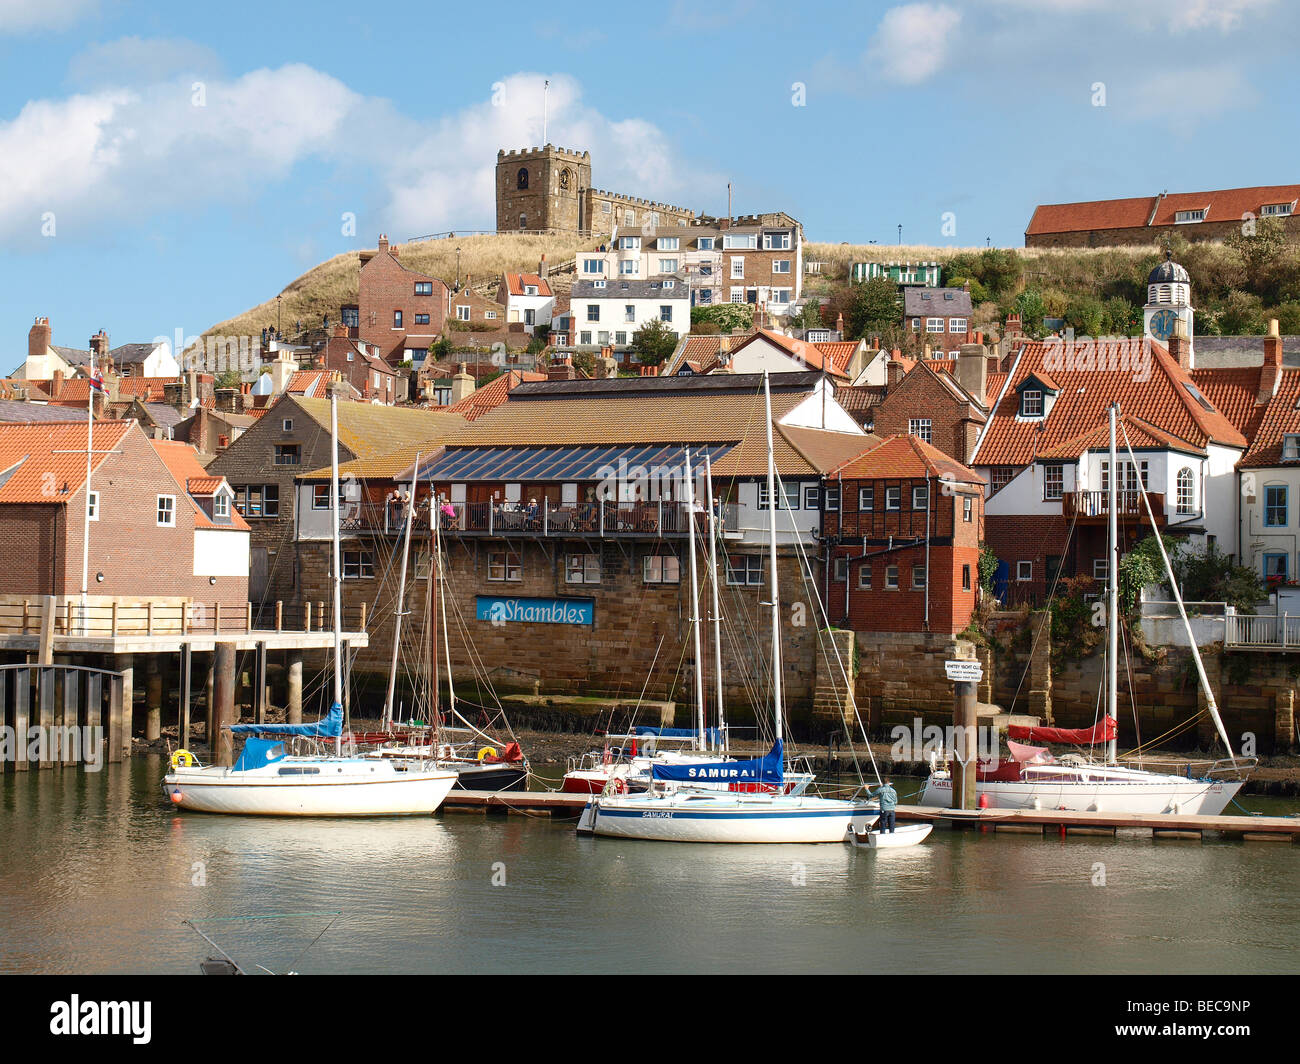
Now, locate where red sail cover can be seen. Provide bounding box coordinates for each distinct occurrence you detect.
[1007,717,1116,745]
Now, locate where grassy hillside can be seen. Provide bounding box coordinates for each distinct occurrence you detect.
[202,233,594,339]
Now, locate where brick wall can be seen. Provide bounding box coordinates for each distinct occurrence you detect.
[1024,219,1300,249]
[298,535,823,723]
[984,513,1072,606]
[873,372,979,463]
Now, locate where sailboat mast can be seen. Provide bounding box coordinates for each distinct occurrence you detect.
[684,447,707,749]
[704,453,726,753]
[330,394,343,711]
[762,372,783,743]
[1108,404,1119,763]
[437,503,455,715]
[382,452,420,728]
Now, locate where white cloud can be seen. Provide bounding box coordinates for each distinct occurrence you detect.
[0,67,716,245]
[983,0,1276,32]
[867,4,962,85]
[1132,65,1258,134]
[0,0,96,33]
[0,64,360,242]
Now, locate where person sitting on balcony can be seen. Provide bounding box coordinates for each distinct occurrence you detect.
[524,497,540,529]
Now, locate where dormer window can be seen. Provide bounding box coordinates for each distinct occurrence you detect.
[1263,202,1295,217]
[1021,389,1043,417]
[1283,435,1300,461]
[1175,208,1207,224]
[525,285,538,296]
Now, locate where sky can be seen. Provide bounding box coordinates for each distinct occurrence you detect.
[1,0,1297,359]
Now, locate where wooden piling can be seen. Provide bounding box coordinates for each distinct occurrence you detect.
[145,656,163,741]
[62,667,79,766]
[213,643,236,768]
[14,667,30,771]
[118,654,134,758]
[106,672,122,764]
[287,653,303,725]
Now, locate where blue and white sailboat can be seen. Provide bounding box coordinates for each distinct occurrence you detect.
[163,393,457,817]
[577,373,877,843]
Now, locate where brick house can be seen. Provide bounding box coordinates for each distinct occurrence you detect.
[318,326,405,404]
[0,421,248,605]
[1026,184,1300,248]
[357,234,448,366]
[824,435,985,634]
[206,393,464,607]
[903,287,973,355]
[870,345,995,463]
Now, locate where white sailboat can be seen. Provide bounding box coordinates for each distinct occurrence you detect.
[163,393,458,816]
[577,374,878,843]
[920,403,1254,816]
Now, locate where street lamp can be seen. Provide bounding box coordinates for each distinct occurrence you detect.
[897,224,902,246]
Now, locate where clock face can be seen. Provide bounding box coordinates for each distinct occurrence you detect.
[1149,308,1177,341]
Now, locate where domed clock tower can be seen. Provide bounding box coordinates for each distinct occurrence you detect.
[1144,250,1194,361]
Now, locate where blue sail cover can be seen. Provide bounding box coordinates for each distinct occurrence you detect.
[636,726,723,745]
[652,740,784,784]
[232,737,287,772]
[229,704,344,738]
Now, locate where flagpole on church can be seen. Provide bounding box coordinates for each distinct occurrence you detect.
[542,79,549,144]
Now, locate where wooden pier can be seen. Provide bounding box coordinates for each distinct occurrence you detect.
[442,791,1300,841]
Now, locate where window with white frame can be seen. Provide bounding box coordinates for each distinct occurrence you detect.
[758,481,800,510]
[726,553,763,586]
[87,491,99,521]
[213,493,230,519]
[618,235,637,249]
[963,495,973,523]
[771,288,792,303]
[1020,389,1043,417]
[624,304,636,322]
[566,553,601,584]
[156,495,175,526]
[948,318,968,332]
[858,564,871,589]
[587,305,600,322]
[885,565,899,590]
[643,554,680,584]
[1284,435,1300,461]
[658,237,679,251]
[1093,557,1109,581]
[583,258,604,274]
[659,305,673,322]
[773,260,791,274]
[620,260,638,276]
[803,485,820,510]
[456,305,471,321]
[659,259,678,274]
[926,318,945,332]
[908,418,932,442]
[730,289,745,303]
[834,557,848,582]
[487,551,522,582]
[1017,561,1032,581]
[723,233,757,250]
[698,237,715,250]
[885,486,901,510]
[913,484,929,510]
[858,486,874,511]
[763,231,791,250]
[1176,467,1195,514]
[1043,463,1064,500]
[1175,209,1206,223]
[414,282,433,295]
[1263,202,1294,216]
[824,487,840,511]
[730,257,744,279]
[912,565,926,590]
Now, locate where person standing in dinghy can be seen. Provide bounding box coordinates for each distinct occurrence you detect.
[870,779,898,833]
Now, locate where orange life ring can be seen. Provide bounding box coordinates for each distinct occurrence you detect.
[612,777,628,795]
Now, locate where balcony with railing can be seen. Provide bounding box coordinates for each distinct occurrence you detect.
[1225,612,1300,652]
[1062,490,1165,525]
[441,500,741,538]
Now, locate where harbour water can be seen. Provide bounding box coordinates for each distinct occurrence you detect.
[1,757,1297,975]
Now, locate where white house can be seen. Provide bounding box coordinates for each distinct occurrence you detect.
[498,272,555,334]
[570,278,690,349]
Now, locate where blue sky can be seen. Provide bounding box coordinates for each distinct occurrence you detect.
[1,0,1297,359]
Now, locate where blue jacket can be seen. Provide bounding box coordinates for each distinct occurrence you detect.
[872,784,898,811]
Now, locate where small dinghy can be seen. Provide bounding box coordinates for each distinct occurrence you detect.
[851,823,933,849]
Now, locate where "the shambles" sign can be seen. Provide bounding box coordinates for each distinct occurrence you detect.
[476,596,594,625]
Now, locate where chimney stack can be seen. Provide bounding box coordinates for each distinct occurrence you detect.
[835,311,844,336]
[90,330,109,360]
[886,357,905,387]
[957,342,988,408]
[1259,318,1283,402]
[51,370,63,399]
[450,362,476,404]
[28,317,52,363]
[377,234,389,255]
[1168,317,1192,371]
[539,254,549,283]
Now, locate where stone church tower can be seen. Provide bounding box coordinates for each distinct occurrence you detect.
[496,146,592,236]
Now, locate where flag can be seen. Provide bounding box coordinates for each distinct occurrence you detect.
[90,370,105,393]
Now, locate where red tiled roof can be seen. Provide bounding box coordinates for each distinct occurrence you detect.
[974,339,1247,466]
[1242,370,1300,467]
[1027,185,1300,237]
[0,421,133,503]
[811,341,859,374]
[1026,196,1157,236]
[445,370,547,422]
[503,272,554,298]
[1037,415,1205,461]
[1190,367,1266,440]
[287,370,336,396]
[829,434,984,484]
[41,376,176,404]
[149,440,249,531]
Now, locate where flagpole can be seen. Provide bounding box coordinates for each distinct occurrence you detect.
[80,353,96,634]
[542,79,549,144]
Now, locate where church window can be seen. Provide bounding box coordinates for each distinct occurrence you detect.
[560,168,571,190]
[516,168,529,190]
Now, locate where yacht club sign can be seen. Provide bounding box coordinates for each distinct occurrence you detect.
[476,596,594,625]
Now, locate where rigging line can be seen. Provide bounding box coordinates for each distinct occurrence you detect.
[1005,505,1080,715]
[1120,608,1143,762]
